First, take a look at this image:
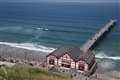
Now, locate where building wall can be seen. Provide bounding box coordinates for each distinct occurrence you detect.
[47,55,58,65]
[58,53,76,69]
[76,61,88,72]
[47,53,96,76]
[47,54,89,72]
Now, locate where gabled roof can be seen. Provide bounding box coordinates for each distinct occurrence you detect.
[47,47,95,64]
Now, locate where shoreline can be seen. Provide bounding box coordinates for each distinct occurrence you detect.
[0,44,120,79]
[0,44,120,70]
[0,43,120,60]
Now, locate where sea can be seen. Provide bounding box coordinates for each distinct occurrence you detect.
[0,2,120,70]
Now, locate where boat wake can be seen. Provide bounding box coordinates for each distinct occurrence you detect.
[0,42,56,53]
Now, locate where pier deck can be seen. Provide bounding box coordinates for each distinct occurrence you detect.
[81,19,117,52]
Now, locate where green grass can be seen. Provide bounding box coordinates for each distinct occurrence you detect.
[0,65,70,80]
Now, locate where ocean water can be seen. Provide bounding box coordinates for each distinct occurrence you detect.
[0,2,120,67]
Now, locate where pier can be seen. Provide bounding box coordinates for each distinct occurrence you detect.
[81,19,117,53]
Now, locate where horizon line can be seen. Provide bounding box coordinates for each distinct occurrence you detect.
[0,0,119,3]
[0,1,119,4]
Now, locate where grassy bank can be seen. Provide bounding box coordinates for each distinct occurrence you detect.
[0,65,70,80]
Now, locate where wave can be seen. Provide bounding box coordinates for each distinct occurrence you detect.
[0,42,56,53]
[36,27,49,31]
[95,51,120,60]
[35,27,94,34]
[0,42,120,60]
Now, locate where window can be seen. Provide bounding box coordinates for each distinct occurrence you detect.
[61,64,71,68]
[61,59,71,68]
[78,64,84,71]
[49,59,55,65]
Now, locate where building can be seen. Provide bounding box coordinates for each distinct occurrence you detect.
[46,19,117,76]
[46,47,96,75]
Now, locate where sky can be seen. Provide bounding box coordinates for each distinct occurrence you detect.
[0,0,119,3]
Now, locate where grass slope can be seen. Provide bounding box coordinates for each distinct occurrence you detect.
[0,65,70,80]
